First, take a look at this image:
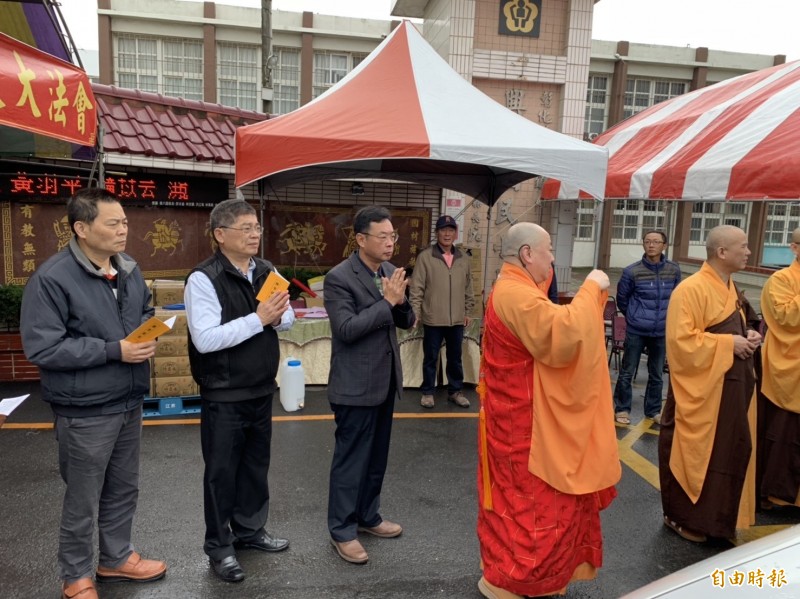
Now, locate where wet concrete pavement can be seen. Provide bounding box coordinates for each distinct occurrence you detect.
[3,372,799,599]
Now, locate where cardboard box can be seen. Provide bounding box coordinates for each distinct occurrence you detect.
[151,375,198,398]
[155,335,189,357]
[151,279,185,307]
[153,308,187,336]
[301,292,325,308]
[152,355,192,378]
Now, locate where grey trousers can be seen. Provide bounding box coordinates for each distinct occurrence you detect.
[55,406,142,583]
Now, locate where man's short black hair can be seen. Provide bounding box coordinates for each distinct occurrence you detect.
[67,188,120,234]
[353,206,391,235]
[642,230,667,244]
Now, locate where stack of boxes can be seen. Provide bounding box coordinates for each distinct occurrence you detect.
[148,280,198,398]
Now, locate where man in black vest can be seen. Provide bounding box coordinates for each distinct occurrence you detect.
[185,199,294,583]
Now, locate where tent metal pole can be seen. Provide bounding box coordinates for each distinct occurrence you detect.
[482,182,496,315]
[592,199,603,269]
[258,182,266,260]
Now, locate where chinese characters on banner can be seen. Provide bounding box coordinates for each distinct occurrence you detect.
[265,203,431,270]
[0,166,228,208]
[0,32,97,146]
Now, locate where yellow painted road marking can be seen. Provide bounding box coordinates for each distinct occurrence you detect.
[3,411,788,544]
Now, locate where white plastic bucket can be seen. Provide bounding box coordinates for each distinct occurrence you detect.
[279,358,305,412]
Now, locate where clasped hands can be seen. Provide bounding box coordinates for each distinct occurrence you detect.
[733,329,762,359]
[382,268,408,307]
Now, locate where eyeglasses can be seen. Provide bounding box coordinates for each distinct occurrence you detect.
[219,224,263,236]
[362,231,399,243]
[643,239,664,245]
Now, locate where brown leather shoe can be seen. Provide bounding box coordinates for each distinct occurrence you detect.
[477,576,524,599]
[358,519,403,538]
[331,538,369,564]
[96,551,167,583]
[62,578,98,599]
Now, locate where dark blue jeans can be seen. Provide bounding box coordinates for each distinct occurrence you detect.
[421,325,464,395]
[613,332,665,418]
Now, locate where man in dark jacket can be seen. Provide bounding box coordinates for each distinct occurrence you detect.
[21,188,166,599]
[613,230,681,425]
[325,206,415,565]
[185,199,294,583]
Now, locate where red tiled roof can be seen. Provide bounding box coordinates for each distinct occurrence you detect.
[92,84,268,164]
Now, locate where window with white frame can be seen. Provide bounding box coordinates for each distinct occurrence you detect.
[272,47,300,115]
[218,43,259,111]
[117,36,158,93]
[115,35,203,101]
[312,52,368,99]
[611,199,668,242]
[765,202,800,244]
[584,75,608,140]
[576,200,596,240]
[623,78,687,119]
[689,202,749,243]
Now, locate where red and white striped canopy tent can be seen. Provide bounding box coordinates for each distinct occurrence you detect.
[544,60,800,201]
[235,21,607,204]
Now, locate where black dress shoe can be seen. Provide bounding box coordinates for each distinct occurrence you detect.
[235,531,289,553]
[209,555,245,583]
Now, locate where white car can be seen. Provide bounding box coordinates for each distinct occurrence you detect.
[621,525,800,598]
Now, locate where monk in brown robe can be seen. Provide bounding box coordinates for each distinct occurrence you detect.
[477,223,620,599]
[759,227,800,508]
[659,225,761,543]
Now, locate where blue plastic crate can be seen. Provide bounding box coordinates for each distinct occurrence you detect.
[143,395,201,418]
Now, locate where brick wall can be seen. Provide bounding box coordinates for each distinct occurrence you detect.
[0,334,39,381]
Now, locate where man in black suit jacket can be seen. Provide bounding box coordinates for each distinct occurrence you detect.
[324,206,416,564]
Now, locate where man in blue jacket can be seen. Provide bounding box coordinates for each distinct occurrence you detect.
[613,230,681,425]
[21,188,166,599]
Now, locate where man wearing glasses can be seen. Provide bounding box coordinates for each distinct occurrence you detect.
[324,206,415,564]
[185,199,294,583]
[613,230,681,426]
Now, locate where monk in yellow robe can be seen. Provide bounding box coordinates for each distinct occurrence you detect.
[477,223,620,599]
[759,227,800,507]
[659,225,761,543]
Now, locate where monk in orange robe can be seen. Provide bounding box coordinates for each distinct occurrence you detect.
[659,225,761,543]
[759,227,800,507]
[477,223,620,599]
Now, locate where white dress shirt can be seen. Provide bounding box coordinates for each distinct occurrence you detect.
[185,259,294,354]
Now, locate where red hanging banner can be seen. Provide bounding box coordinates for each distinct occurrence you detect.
[0,32,97,146]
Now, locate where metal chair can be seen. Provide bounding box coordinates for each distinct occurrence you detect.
[608,313,626,370]
[603,296,617,349]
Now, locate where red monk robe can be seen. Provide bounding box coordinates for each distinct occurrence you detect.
[477,263,620,597]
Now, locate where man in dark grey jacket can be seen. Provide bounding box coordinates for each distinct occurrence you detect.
[21,188,166,599]
[324,206,415,565]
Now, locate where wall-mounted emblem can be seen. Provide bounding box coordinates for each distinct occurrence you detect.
[499,0,542,38]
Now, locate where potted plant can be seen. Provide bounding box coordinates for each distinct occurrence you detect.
[0,284,23,332]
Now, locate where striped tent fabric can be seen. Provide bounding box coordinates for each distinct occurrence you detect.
[235,21,608,205]
[543,60,800,201]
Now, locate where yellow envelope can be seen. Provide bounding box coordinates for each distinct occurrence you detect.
[126,316,176,343]
[256,270,290,302]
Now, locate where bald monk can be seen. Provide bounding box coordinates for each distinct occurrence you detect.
[477,223,620,599]
[759,227,800,508]
[659,225,761,543]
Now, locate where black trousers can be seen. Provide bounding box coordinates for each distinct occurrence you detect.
[328,380,396,542]
[201,395,273,560]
